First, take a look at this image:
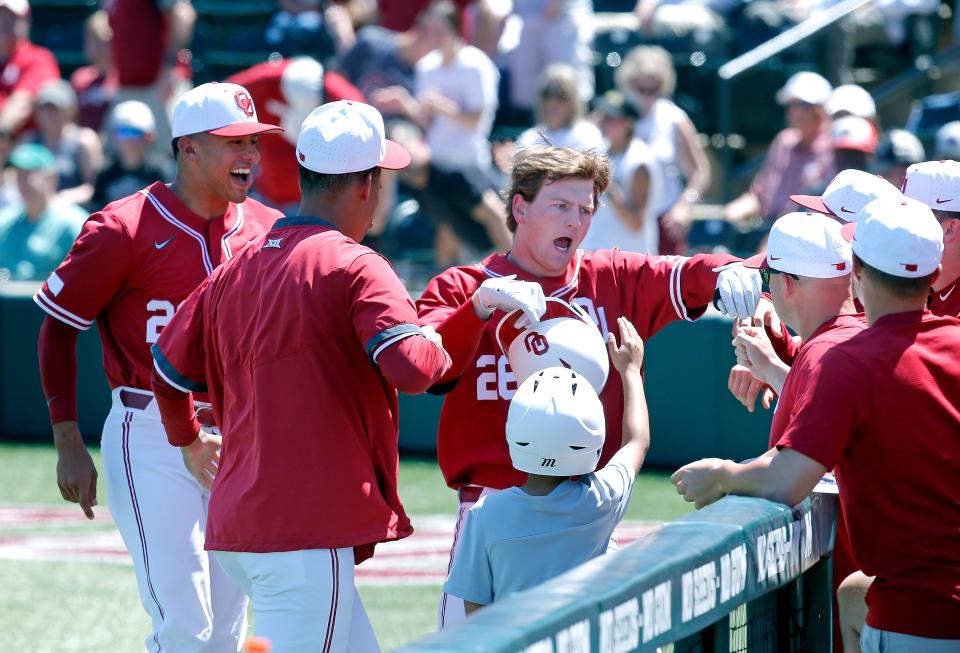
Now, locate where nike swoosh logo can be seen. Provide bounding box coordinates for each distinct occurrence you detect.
[154,237,174,250]
[839,206,855,214]
[941,286,956,301]
[936,198,953,205]
[46,395,58,406]
[769,256,782,260]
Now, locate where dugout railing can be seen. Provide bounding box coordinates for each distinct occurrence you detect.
[396,492,837,653]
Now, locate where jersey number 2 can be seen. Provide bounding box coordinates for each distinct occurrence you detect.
[145,300,175,344]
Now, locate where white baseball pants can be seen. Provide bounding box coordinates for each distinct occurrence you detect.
[214,547,381,653]
[101,386,248,652]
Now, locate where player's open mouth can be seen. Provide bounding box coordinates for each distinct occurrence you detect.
[230,168,251,185]
[554,237,572,252]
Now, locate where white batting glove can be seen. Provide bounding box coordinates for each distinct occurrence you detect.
[713,262,762,319]
[472,275,546,327]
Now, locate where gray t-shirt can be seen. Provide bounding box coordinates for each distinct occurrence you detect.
[443,461,635,605]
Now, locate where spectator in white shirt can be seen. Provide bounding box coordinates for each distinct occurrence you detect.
[516,63,604,152]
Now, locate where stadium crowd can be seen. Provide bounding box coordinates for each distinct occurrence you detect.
[9,0,960,651]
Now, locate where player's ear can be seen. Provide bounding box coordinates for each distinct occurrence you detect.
[512,194,528,224]
[179,136,198,160]
[943,217,960,244]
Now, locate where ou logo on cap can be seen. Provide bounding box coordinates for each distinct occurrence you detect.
[524,332,549,356]
[234,91,255,117]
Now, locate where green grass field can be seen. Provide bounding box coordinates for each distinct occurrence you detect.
[1,443,692,652]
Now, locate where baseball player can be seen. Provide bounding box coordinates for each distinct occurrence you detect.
[36,82,283,651]
[416,144,762,628]
[151,100,451,653]
[673,197,960,652]
[444,317,650,613]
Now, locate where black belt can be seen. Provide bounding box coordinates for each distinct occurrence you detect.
[457,486,484,504]
[119,389,153,410]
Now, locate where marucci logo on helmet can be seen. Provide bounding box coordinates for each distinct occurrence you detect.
[541,458,557,467]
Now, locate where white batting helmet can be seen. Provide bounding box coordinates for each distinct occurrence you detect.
[495,297,609,394]
[506,367,605,477]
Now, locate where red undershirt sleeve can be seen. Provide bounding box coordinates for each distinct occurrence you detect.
[151,368,201,447]
[377,335,452,395]
[38,316,79,424]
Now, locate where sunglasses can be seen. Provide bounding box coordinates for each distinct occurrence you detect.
[540,87,572,101]
[760,268,799,286]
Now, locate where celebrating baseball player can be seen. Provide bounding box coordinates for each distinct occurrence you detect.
[673,196,960,652]
[151,100,452,653]
[416,144,762,627]
[35,82,283,651]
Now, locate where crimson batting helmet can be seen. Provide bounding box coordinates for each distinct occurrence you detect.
[495,297,609,394]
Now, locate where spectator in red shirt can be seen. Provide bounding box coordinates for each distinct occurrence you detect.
[227,56,365,213]
[106,0,195,152]
[69,10,118,133]
[0,0,59,135]
[673,197,960,652]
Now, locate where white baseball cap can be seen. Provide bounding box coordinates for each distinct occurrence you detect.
[776,72,832,106]
[0,0,29,17]
[791,169,903,221]
[296,100,410,174]
[111,100,156,134]
[171,82,282,138]
[825,84,876,120]
[743,212,851,278]
[831,116,878,153]
[901,160,960,213]
[934,121,960,159]
[281,57,324,107]
[840,197,943,278]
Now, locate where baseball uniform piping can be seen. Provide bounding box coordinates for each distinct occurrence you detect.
[220,204,244,260]
[365,323,422,363]
[141,190,214,274]
[322,549,340,653]
[33,290,93,331]
[151,346,208,393]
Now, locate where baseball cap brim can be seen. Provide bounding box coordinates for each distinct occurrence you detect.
[790,194,832,215]
[840,221,857,242]
[207,121,284,137]
[742,252,771,270]
[378,139,411,170]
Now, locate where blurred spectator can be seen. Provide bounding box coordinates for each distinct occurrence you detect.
[615,45,711,255]
[633,0,731,52]
[874,128,924,187]
[934,121,960,160]
[24,80,104,207]
[91,100,169,209]
[0,143,86,281]
[0,0,59,135]
[515,63,603,151]
[374,0,504,262]
[830,115,877,173]
[506,0,594,114]
[581,90,661,255]
[227,56,365,212]
[265,0,359,59]
[106,0,195,152]
[377,0,470,32]
[334,11,445,113]
[724,71,834,224]
[826,84,876,122]
[0,128,18,210]
[69,10,117,133]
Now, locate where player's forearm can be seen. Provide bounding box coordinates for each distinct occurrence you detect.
[718,456,812,507]
[431,300,488,383]
[38,316,80,423]
[151,368,201,446]
[377,335,452,394]
[0,91,33,133]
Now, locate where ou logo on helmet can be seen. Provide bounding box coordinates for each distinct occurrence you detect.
[523,332,549,356]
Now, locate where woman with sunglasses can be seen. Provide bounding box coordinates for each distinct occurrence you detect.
[615,45,711,255]
[515,63,604,153]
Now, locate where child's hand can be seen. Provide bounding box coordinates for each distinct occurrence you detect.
[606,316,645,374]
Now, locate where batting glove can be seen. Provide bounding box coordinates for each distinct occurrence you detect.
[713,262,762,319]
[473,275,547,327]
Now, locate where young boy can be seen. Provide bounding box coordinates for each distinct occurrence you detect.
[443,316,650,614]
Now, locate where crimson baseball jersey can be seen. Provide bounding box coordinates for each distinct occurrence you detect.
[152,217,425,560]
[777,310,960,639]
[418,248,736,490]
[767,313,865,448]
[227,61,365,206]
[34,182,280,398]
[929,274,960,317]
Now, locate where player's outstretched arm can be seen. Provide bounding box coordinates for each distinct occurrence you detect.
[606,317,650,475]
[39,316,98,519]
